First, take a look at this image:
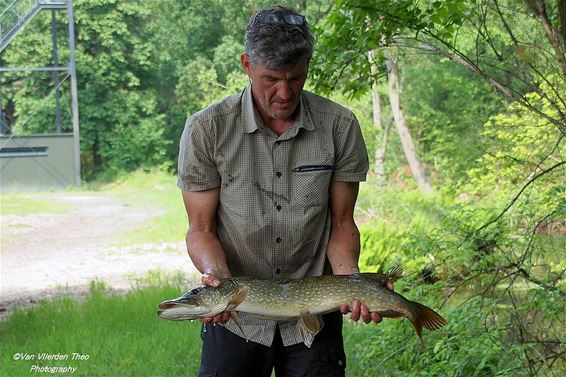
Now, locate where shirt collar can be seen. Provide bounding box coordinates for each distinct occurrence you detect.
[241,84,316,135]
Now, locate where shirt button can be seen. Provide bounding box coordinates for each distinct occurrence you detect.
[275,237,282,243]
[275,268,281,274]
[276,205,282,211]
[276,172,282,178]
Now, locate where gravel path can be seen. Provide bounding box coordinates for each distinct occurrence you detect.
[0,194,197,320]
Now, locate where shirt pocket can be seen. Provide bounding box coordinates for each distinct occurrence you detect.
[291,164,334,208]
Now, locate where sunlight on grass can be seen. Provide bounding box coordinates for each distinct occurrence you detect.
[0,193,72,216]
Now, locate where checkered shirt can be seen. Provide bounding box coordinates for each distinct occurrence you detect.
[177,85,368,346]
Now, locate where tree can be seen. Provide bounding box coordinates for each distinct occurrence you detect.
[313,1,566,374]
[384,48,432,192]
[314,0,565,135]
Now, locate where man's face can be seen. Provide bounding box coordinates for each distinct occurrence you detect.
[241,54,308,121]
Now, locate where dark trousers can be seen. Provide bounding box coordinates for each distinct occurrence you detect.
[197,311,346,377]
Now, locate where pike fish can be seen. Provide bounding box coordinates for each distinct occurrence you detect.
[157,271,447,347]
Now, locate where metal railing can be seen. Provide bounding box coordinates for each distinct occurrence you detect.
[0,0,68,52]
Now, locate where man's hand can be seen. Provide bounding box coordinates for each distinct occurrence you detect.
[200,272,231,325]
[339,278,394,324]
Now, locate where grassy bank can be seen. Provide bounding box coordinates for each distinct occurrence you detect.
[0,279,202,377]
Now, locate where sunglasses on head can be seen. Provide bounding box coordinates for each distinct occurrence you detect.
[253,11,305,27]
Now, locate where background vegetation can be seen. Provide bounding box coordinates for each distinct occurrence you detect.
[1,0,565,376]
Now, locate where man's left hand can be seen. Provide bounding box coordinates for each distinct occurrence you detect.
[339,278,394,324]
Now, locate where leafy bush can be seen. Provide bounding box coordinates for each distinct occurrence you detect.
[345,293,523,377]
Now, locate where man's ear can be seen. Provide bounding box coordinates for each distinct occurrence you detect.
[241,54,252,77]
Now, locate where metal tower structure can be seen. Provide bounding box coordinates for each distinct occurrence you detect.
[0,0,80,187]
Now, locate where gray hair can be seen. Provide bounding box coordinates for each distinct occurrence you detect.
[245,5,315,70]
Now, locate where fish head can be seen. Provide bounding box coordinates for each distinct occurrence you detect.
[157,278,241,320]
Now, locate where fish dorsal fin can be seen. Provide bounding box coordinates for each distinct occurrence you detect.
[361,268,404,285]
[386,267,405,280]
[298,312,321,348]
[225,286,249,311]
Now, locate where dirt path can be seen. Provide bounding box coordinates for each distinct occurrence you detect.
[0,195,197,319]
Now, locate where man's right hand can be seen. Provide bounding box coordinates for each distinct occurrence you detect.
[200,272,232,325]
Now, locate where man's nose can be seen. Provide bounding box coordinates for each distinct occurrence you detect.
[277,81,292,100]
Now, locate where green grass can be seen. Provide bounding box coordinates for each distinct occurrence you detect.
[0,193,72,216]
[0,278,202,377]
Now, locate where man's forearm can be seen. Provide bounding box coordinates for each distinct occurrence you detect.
[326,221,361,275]
[186,230,230,279]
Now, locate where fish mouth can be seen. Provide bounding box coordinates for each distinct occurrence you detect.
[158,301,185,310]
[157,295,201,319]
[158,297,197,309]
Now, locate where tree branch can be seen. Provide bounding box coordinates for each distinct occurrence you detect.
[394,39,566,135]
[477,160,566,232]
[524,0,566,82]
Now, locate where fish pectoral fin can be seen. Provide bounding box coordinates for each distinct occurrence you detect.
[298,312,321,348]
[229,312,248,341]
[299,312,321,334]
[225,286,249,311]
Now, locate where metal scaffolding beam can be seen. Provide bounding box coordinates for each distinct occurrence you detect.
[0,0,80,187]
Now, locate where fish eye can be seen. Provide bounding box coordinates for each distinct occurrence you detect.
[188,288,201,295]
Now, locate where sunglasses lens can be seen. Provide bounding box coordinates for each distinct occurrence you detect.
[264,14,280,24]
[284,14,304,25]
[256,12,305,26]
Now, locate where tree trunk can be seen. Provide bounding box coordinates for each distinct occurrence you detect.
[375,117,393,185]
[525,0,566,83]
[369,49,387,183]
[369,49,382,128]
[385,49,432,193]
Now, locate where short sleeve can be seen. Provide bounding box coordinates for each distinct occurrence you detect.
[332,114,369,182]
[177,116,221,191]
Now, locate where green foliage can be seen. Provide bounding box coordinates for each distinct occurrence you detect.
[73,0,168,175]
[402,55,506,183]
[312,0,471,95]
[357,187,451,276]
[345,295,524,377]
[466,91,565,197]
[359,221,402,272]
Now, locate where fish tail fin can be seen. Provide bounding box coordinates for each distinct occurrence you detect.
[410,301,447,344]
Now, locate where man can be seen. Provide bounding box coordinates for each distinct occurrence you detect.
[178,5,385,376]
